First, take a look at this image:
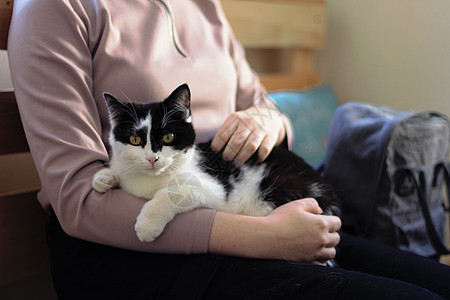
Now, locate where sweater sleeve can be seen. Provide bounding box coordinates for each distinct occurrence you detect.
[8,0,215,254]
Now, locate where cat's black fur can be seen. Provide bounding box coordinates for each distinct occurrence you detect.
[103,83,340,218]
[197,140,340,215]
[155,83,340,215]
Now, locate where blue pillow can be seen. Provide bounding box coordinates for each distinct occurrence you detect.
[269,84,338,167]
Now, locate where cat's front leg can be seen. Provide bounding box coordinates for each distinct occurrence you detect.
[92,168,119,193]
[135,189,181,242]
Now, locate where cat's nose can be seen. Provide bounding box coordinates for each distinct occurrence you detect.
[147,156,159,166]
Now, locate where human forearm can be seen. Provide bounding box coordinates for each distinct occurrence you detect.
[209,199,341,262]
[209,211,271,259]
[59,184,216,254]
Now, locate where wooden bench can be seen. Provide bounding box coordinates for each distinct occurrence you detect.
[0,0,56,298]
[0,0,326,297]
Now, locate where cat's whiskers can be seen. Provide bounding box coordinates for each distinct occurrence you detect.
[160,159,179,175]
[110,92,140,126]
[162,104,188,128]
[120,91,141,125]
[112,162,135,177]
[120,120,140,127]
[120,90,132,104]
[166,161,183,175]
[125,104,140,125]
[163,119,183,127]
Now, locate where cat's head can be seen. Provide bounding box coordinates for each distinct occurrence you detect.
[104,84,195,177]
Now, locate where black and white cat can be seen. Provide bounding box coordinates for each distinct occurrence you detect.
[93,84,339,242]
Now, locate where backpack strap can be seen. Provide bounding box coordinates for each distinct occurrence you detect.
[433,161,450,240]
[433,161,450,213]
[395,167,450,256]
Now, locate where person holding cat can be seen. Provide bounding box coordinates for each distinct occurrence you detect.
[8,0,450,299]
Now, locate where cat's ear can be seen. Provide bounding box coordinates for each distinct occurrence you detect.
[103,92,123,122]
[165,84,191,109]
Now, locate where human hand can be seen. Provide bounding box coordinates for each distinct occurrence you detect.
[263,198,341,263]
[211,106,286,164]
[209,198,341,263]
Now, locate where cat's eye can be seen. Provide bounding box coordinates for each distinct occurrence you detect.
[162,133,175,144]
[129,135,142,146]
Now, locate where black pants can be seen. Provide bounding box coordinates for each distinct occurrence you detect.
[48,214,450,299]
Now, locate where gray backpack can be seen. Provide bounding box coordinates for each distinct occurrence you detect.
[320,103,450,258]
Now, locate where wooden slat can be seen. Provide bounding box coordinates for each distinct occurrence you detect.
[0,152,40,197]
[245,48,316,75]
[0,0,13,50]
[222,0,325,49]
[260,73,321,91]
[290,49,315,74]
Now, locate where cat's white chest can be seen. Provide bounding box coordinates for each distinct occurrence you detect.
[118,172,170,200]
[111,150,199,200]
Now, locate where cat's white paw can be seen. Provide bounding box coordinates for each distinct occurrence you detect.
[135,214,165,242]
[92,168,119,193]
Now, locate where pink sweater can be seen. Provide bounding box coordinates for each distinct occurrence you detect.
[8,0,291,254]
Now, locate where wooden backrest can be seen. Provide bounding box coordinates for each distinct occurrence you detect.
[0,0,13,50]
[222,0,325,91]
[0,1,54,296]
[0,0,40,198]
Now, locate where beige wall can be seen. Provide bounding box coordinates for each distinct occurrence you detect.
[318,0,450,117]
